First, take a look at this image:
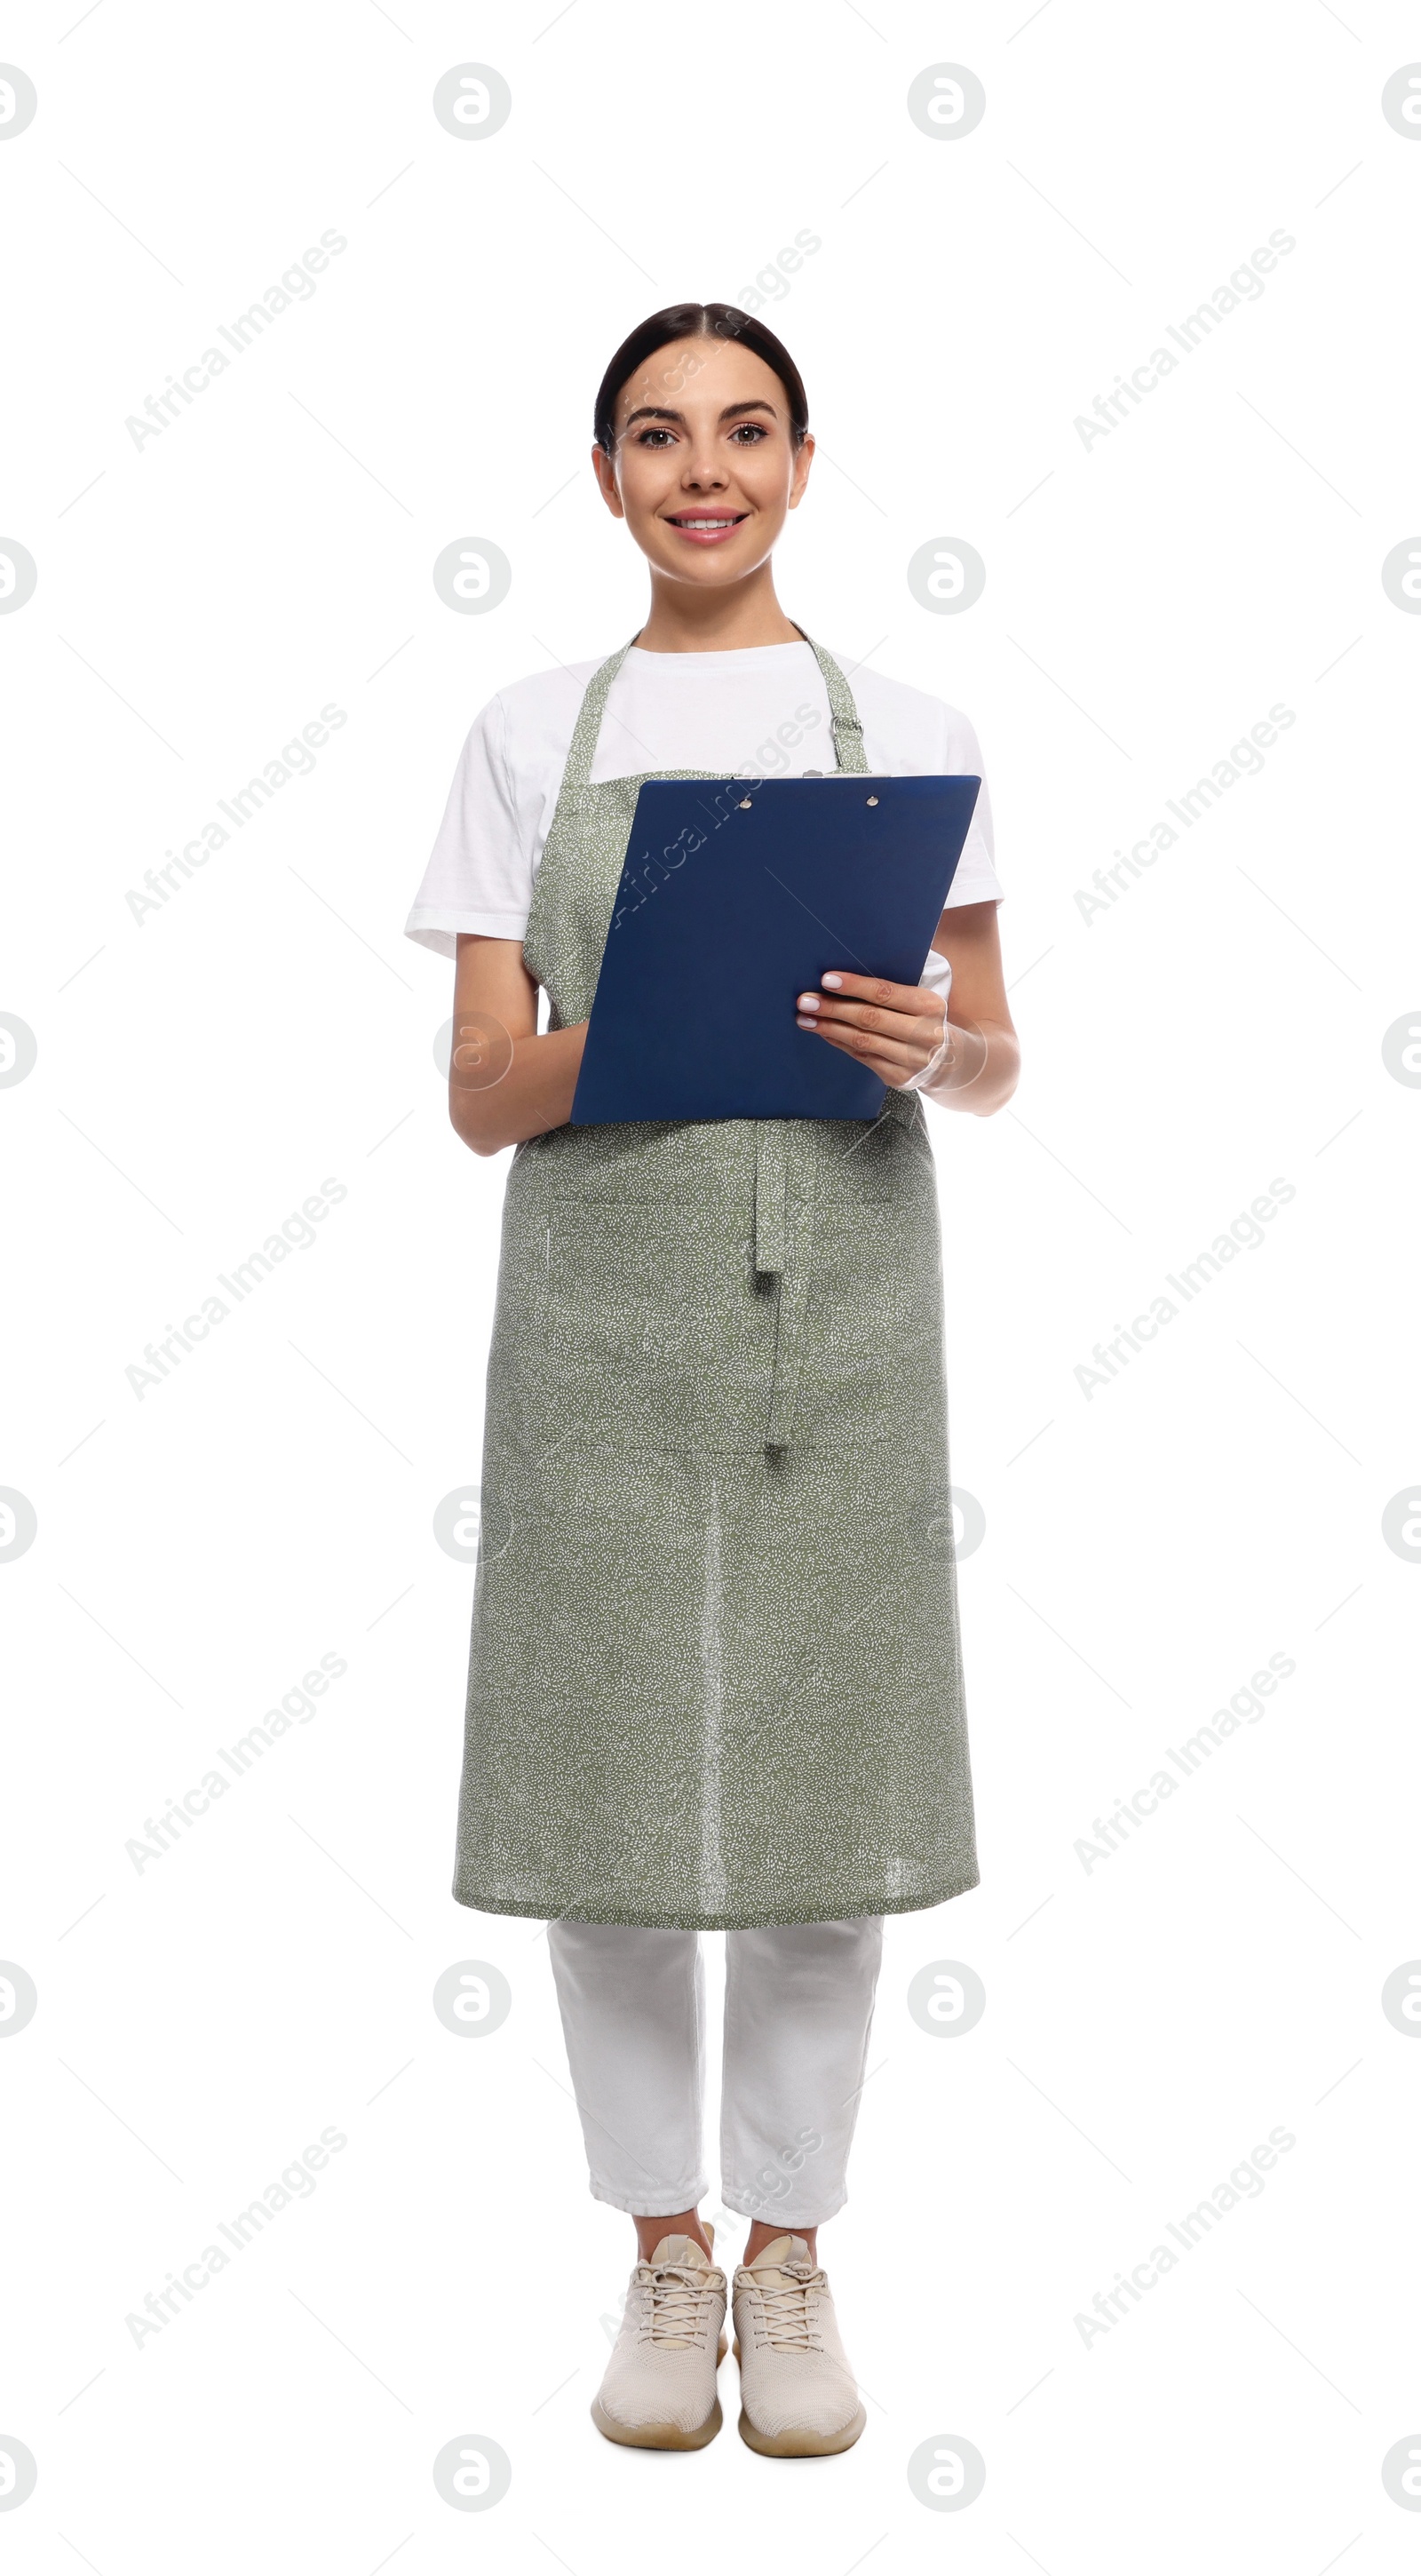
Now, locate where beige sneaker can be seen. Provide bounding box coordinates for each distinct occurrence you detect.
[591,2230,728,2451]
[732,2235,866,2457]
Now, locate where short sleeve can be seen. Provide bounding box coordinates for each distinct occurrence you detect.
[404,694,534,959]
[940,708,1002,909]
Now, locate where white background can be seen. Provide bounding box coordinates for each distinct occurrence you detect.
[4,0,1419,2564]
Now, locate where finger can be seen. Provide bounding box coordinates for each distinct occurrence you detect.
[799,993,941,1045]
[798,1014,931,1072]
[820,970,923,1011]
[814,1036,917,1085]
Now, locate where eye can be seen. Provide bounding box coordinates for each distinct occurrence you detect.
[729,422,768,443]
[634,426,676,447]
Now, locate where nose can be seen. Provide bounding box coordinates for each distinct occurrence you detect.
[680,440,729,493]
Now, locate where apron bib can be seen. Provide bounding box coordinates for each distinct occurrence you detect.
[453,632,978,1928]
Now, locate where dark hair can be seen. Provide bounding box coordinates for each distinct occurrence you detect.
[593,303,809,457]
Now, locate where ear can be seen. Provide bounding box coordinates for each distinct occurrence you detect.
[591,442,626,521]
[787,429,815,513]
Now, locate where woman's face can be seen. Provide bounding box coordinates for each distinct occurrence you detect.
[592,335,814,588]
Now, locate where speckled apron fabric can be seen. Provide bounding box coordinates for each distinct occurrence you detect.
[453,633,978,1928]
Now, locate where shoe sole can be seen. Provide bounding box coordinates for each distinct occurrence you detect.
[735,2403,866,2458]
[591,2393,723,2451]
[730,2339,866,2457]
[589,2330,729,2452]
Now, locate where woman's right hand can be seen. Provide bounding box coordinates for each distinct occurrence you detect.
[449,934,588,1156]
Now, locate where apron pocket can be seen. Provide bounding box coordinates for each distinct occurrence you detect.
[790,1191,947,1447]
[546,1203,779,1454]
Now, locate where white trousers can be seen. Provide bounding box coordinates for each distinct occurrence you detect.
[546,1917,884,2225]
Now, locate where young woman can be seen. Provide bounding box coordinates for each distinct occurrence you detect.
[406,304,1019,2458]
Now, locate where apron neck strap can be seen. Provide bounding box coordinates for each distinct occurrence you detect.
[560,624,870,789]
[560,633,643,793]
[789,625,869,774]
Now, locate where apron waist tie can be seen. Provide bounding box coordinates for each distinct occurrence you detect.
[755,1124,805,1451]
[753,1122,787,1276]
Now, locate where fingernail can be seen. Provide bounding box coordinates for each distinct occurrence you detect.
[798,994,820,1011]
[822,973,843,989]
[797,1015,816,1030]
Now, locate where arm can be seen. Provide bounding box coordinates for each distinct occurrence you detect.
[795,899,1020,1117]
[448,934,588,1156]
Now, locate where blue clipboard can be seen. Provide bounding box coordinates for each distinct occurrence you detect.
[569,773,980,1124]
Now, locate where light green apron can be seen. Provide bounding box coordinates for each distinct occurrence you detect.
[454,632,978,1928]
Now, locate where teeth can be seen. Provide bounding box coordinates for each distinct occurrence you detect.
[677,517,738,529]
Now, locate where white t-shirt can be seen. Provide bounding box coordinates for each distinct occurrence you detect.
[406,644,1004,1002]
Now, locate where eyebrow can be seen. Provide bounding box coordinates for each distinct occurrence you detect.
[620,399,780,432]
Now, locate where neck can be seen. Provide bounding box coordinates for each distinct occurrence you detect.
[634,561,802,654]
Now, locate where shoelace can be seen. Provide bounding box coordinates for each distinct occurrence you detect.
[636,2262,718,2348]
[747,2269,827,2354]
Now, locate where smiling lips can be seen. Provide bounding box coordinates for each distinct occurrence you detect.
[663,511,749,546]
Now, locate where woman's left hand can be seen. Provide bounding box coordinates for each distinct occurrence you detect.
[796,971,949,1088]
